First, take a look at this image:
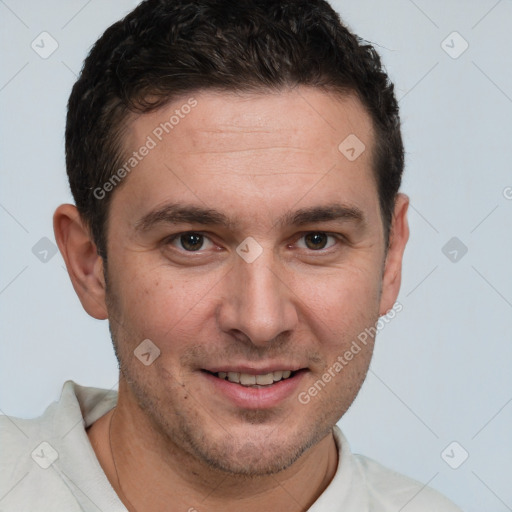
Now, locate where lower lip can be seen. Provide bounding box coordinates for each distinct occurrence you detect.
[201,370,307,409]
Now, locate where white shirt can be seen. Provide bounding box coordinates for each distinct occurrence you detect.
[0,381,461,511]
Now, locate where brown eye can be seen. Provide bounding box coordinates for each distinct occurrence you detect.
[179,233,204,251]
[304,232,329,250]
[167,232,216,254]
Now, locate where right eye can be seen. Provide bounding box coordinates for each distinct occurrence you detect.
[167,232,215,252]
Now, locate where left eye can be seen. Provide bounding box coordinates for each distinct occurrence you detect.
[296,232,337,250]
[169,233,214,252]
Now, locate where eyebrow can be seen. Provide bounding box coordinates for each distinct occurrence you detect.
[280,204,365,228]
[135,204,232,232]
[134,202,365,233]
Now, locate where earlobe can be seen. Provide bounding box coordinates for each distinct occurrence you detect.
[379,193,410,316]
[53,204,108,320]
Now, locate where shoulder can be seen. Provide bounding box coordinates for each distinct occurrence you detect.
[0,401,77,511]
[0,399,56,475]
[0,381,116,512]
[332,427,462,512]
[353,453,462,511]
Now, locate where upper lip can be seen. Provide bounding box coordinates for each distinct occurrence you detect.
[202,364,306,374]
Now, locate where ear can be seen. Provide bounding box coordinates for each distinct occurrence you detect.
[53,204,108,320]
[379,193,409,316]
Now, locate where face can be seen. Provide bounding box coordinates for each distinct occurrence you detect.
[101,88,404,476]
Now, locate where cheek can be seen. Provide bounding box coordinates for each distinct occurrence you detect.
[294,270,379,416]
[109,260,221,347]
[293,263,382,340]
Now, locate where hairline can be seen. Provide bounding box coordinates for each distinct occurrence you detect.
[94,85,390,258]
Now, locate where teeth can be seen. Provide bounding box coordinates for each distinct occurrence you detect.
[273,370,283,381]
[215,370,294,386]
[227,372,240,383]
[240,374,256,385]
[255,373,274,385]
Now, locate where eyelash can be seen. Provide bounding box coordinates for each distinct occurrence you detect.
[166,232,216,252]
[164,231,344,253]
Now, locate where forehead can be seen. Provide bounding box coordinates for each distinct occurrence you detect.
[126,88,373,159]
[112,88,379,231]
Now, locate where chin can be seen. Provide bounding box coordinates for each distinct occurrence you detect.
[121,359,340,477]
[189,436,310,476]
[185,418,332,477]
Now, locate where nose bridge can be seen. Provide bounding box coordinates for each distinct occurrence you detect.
[243,258,280,309]
[219,251,298,345]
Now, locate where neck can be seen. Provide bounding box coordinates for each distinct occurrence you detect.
[87,382,339,512]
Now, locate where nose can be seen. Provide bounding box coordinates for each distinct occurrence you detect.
[217,253,299,347]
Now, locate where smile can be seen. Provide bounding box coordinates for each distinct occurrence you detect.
[200,367,306,409]
[208,370,294,387]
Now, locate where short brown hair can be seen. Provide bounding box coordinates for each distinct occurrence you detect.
[66,0,403,256]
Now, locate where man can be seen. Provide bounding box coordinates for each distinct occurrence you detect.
[0,0,461,510]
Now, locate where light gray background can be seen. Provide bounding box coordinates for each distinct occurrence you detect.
[1,1,511,510]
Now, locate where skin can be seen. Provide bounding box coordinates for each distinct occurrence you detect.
[54,87,409,512]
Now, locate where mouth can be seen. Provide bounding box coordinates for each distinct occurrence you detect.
[200,367,307,409]
[202,369,297,388]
